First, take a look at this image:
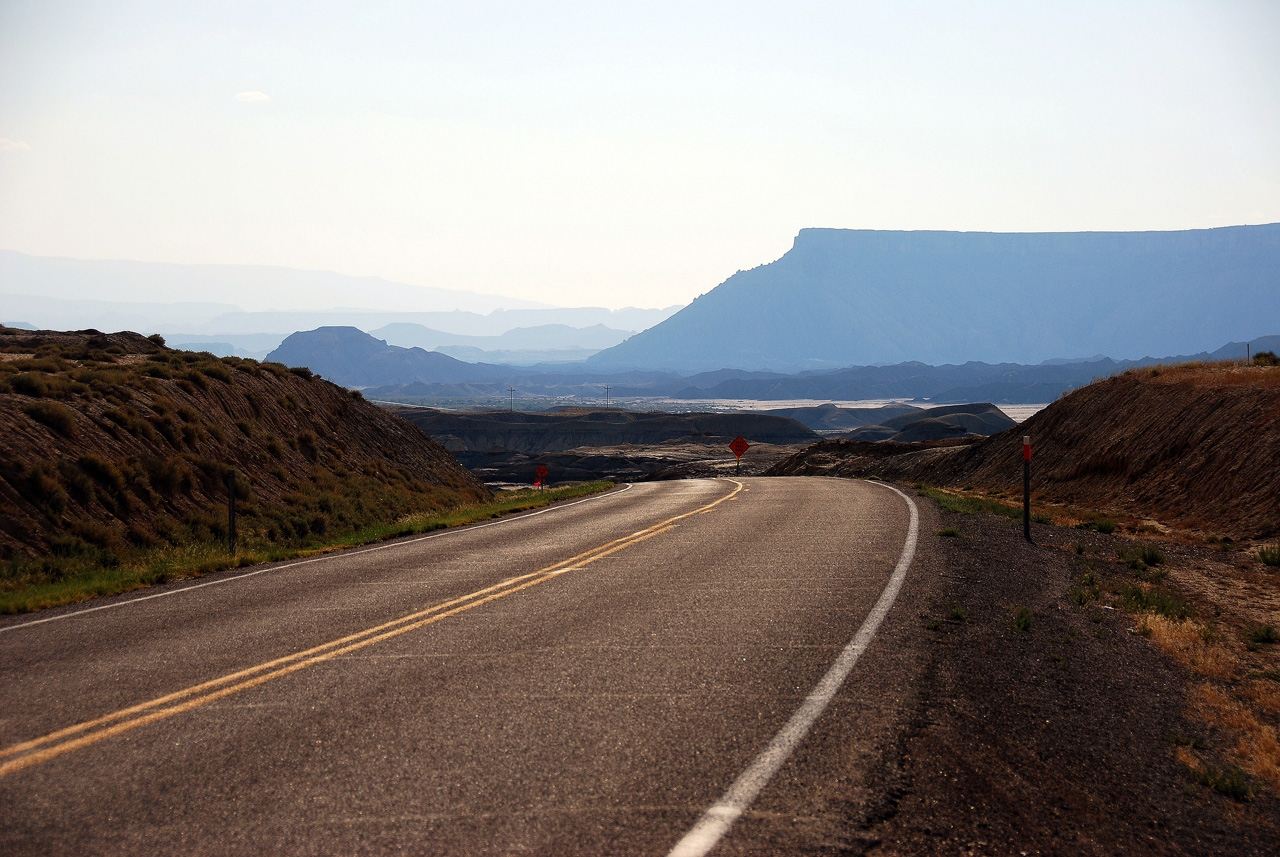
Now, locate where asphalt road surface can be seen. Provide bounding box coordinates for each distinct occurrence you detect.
[1,476,924,856]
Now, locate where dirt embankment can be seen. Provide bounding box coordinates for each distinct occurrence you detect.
[863,505,1280,854]
[0,327,487,560]
[770,363,1280,539]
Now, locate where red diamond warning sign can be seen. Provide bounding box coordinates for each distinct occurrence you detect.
[729,436,749,460]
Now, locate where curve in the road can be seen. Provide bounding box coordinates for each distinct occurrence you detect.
[667,480,919,857]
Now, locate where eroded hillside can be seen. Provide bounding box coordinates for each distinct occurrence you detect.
[771,362,1280,538]
[0,327,489,564]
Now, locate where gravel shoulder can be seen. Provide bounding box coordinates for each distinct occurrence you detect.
[858,491,1280,855]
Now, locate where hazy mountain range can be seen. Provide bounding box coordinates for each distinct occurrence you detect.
[266,326,1280,405]
[0,250,680,361]
[587,224,1280,372]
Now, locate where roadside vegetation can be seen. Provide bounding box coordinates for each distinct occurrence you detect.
[0,327,613,613]
[0,481,611,614]
[919,476,1280,805]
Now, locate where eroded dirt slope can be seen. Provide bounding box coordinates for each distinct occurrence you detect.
[770,363,1280,538]
[0,327,488,560]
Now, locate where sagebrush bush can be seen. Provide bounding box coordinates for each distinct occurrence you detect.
[22,401,77,437]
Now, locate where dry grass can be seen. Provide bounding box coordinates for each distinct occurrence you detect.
[1142,614,1237,680]
[1192,684,1280,792]
[1243,680,1280,718]
[1138,361,1280,389]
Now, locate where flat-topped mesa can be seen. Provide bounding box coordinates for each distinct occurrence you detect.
[588,224,1280,373]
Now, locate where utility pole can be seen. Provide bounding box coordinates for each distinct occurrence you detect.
[604,385,610,409]
[508,386,515,412]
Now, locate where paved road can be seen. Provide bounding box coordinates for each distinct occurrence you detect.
[0,476,924,855]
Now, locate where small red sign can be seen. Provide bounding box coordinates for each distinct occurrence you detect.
[536,464,549,480]
[1022,436,1031,461]
[729,436,749,460]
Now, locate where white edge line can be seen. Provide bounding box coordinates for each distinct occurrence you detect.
[666,480,919,857]
[0,483,637,634]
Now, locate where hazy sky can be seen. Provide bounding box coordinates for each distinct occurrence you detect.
[2,1,1277,310]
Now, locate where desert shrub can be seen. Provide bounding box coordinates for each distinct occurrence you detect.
[1121,584,1192,620]
[77,454,127,494]
[23,401,77,437]
[56,460,96,505]
[49,534,91,557]
[201,363,234,384]
[12,373,48,397]
[178,369,208,391]
[103,407,158,442]
[235,419,253,436]
[1246,623,1280,645]
[1117,544,1166,571]
[1252,350,1278,366]
[148,456,197,495]
[349,389,364,400]
[1076,518,1117,535]
[175,404,199,423]
[150,413,183,447]
[1258,544,1280,567]
[180,423,202,447]
[265,436,285,459]
[297,430,319,461]
[12,464,67,515]
[1010,605,1033,632]
[288,365,313,379]
[1188,764,1256,801]
[260,362,289,378]
[142,365,172,379]
[146,333,166,346]
[70,519,126,553]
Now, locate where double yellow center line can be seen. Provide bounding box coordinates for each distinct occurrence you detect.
[0,479,743,778]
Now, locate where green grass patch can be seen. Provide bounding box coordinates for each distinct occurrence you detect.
[1120,583,1192,620]
[937,527,963,538]
[916,485,1022,520]
[1117,543,1166,571]
[948,603,968,621]
[1010,605,1033,632]
[0,481,613,614]
[1187,764,1256,801]
[1075,518,1118,535]
[1244,623,1280,646]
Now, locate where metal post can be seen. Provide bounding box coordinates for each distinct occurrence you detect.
[226,468,238,556]
[605,385,610,409]
[508,387,515,412]
[1022,436,1032,544]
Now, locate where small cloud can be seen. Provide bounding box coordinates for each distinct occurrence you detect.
[0,138,31,151]
[234,91,271,103]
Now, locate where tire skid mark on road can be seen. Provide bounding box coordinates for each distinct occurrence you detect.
[667,480,919,857]
[0,482,741,778]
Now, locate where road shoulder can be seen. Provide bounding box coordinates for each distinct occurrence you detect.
[857,491,1280,855]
